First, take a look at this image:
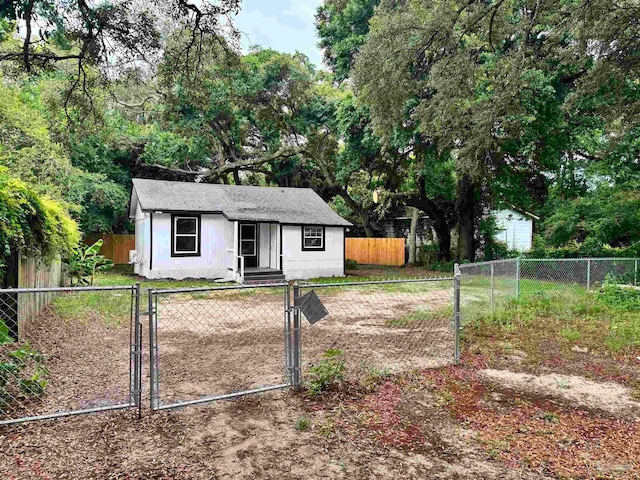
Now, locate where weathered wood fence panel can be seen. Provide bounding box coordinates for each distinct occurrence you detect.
[17,254,63,339]
[0,252,63,340]
[84,234,135,264]
[345,238,405,266]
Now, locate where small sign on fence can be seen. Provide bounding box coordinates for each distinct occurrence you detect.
[297,290,329,325]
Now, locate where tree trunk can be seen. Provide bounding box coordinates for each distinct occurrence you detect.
[405,197,451,262]
[434,221,451,261]
[408,207,419,265]
[457,174,476,262]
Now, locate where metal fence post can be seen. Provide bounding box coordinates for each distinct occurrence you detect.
[515,258,521,299]
[284,283,292,385]
[133,282,142,417]
[148,289,158,411]
[634,259,638,286]
[454,263,461,365]
[292,283,302,390]
[490,263,495,313]
[586,259,591,290]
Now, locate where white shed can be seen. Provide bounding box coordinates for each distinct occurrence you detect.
[128,179,351,282]
[492,208,539,252]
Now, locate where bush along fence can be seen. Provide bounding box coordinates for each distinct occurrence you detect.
[458,257,639,324]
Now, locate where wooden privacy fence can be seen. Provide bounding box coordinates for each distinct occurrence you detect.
[84,234,135,264]
[345,238,405,266]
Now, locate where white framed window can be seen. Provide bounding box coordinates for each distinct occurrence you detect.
[302,226,325,251]
[172,215,200,256]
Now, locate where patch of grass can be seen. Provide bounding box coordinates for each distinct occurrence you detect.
[465,284,640,364]
[294,416,310,431]
[560,326,581,342]
[316,419,335,438]
[53,290,131,325]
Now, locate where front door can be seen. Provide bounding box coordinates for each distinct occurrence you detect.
[239,223,258,268]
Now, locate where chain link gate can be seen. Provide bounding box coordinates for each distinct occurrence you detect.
[148,276,461,410]
[148,283,292,411]
[0,284,142,425]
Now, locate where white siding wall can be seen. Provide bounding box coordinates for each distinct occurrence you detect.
[493,209,533,251]
[134,202,150,276]
[146,213,234,279]
[282,225,344,279]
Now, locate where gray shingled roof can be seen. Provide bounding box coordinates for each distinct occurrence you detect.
[130,178,351,226]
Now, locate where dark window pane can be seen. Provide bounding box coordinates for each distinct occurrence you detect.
[305,237,322,248]
[175,236,196,252]
[305,227,322,237]
[241,225,256,239]
[241,240,255,255]
[176,218,197,234]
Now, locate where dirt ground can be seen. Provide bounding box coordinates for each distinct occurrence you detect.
[154,287,453,406]
[0,387,543,480]
[3,357,638,479]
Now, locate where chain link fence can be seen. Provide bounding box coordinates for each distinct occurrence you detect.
[459,257,639,324]
[148,276,460,410]
[0,285,140,425]
[1,275,462,421]
[295,277,456,385]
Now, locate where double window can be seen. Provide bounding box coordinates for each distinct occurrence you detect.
[172,215,200,256]
[302,226,325,251]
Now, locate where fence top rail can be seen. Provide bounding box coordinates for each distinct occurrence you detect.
[301,277,454,288]
[459,259,517,268]
[150,282,288,295]
[460,257,639,269]
[0,285,135,294]
[520,257,639,262]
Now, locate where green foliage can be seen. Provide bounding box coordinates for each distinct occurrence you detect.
[0,166,79,276]
[541,185,640,250]
[597,284,640,312]
[306,348,346,395]
[316,0,380,81]
[0,320,49,411]
[469,285,640,358]
[64,239,113,286]
[345,258,358,270]
[294,416,310,431]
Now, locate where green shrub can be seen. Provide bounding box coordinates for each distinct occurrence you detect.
[345,258,358,270]
[0,167,79,277]
[597,283,640,311]
[294,416,310,431]
[0,320,49,411]
[306,349,346,395]
[64,239,113,286]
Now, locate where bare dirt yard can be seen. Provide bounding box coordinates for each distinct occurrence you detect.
[1,279,639,479]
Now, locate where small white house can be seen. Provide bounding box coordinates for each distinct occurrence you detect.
[128,179,351,282]
[493,208,539,251]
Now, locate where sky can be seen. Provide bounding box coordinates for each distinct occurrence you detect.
[232,0,324,69]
